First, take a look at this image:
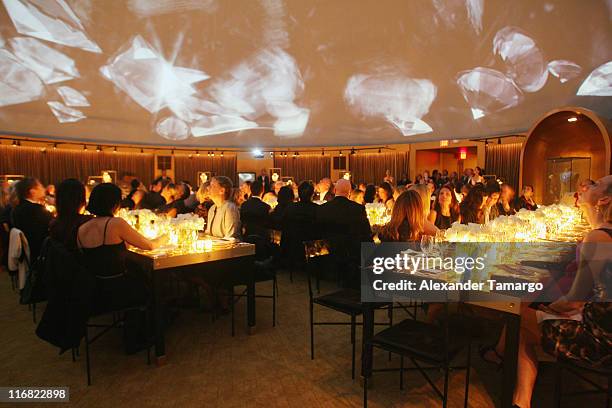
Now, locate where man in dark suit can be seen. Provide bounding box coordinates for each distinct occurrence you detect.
[314,177,334,202]
[256,169,271,193]
[12,178,53,262]
[281,181,319,263]
[316,179,372,288]
[240,180,271,238]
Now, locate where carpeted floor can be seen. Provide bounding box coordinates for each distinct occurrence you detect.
[0,269,605,407]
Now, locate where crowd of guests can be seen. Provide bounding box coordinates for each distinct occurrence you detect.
[1,168,610,408]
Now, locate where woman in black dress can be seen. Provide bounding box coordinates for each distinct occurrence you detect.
[428,185,460,229]
[77,183,163,314]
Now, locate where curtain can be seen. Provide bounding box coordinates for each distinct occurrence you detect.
[485,143,523,191]
[0,145,154,186]
[174,155,237,186]
[349,152,409,185]
[273,155,331,183]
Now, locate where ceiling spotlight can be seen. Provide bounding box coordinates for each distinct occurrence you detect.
[96,145,101,152]
[497,138,502,145]
[350,148,356,155]
[339,151,343,156]
[439,140,449,147]
[53,143,57,150]
[113,146,117,153]
[12,140,17,147]
[220,151,224,157]
[567,117,578,122]
[211,151,215,157]
[196,150,200,157]
[171,149,175,155]
[270,151,274,157]
[83,144,87,151]
[321,149,325,156]
[378,148,381,153]
[140,148,144,154]
[40,147,46,153]
[485,140,488,146]
[189,154,193,159]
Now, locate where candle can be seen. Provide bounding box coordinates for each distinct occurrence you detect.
[204,239,213,251]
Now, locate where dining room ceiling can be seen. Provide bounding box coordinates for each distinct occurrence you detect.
[0,0,611,148]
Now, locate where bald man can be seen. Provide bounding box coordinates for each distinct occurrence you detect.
[315,178,372,288]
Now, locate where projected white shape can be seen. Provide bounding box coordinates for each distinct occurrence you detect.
[128,0,218,18]
[190,115,259,137]
[261,0,289,49]
[547,60,582,84]
[57,86,89,107]
[156,116,190,140]
[493,27,548,93]
[100,35,209,115]
[577,61,612,96]
[0,49,45,107]
[433,0,484,34]
[344,74,436,136]
[209,47,309,137]
[457,67,523,119]
[2,0,101,53]
[9,37,79,84]
[47,101,86,123]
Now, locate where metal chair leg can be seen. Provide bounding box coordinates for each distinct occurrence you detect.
[400,356,404,390]
[272,275,277,327]
[85,326,91,386]
[309,302,314,360]
[363,374,368,408]
[554,363,562,408]
[443,365,449,408]
[464,342,472,408]
[230,288,235,337]
[351,314,356,380]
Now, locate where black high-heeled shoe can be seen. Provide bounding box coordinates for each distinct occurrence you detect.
[478,344,503,370]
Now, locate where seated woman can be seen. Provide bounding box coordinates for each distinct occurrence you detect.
[49,179,92,251]
[481,175,612,408]
[517,185,538,211]
[469,166,485,186]
[377,190,424,242]
[377,182,395,211]
[460,185,484,224]
[482,181,501,223]
[364,184,377,204]
[156,183,180,217]
[194,182,214,219]
[77,183,164,314]
[498,183,517,216]
[205,176,241,240]
[409,184,439,236]
[428,185,460,229]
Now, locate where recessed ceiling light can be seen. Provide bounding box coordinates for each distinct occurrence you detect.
[567,117,578,122]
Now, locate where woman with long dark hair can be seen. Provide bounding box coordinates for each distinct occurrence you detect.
[364,184,377,204]
[460,185,484,224]
[428,185,460,229]
[49,179,91,250]
[377,190,424,242]
[517,185,538,211]
[377,181,395,211]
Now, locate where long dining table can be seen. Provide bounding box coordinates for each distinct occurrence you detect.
[127,242,256,365]
[360,241,577,408]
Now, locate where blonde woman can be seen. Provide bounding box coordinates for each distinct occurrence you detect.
[409,184,439,236]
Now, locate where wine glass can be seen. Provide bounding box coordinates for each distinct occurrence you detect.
[420,235,435,255]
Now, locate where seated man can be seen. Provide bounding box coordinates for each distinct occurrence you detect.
[240,180,271,239]
[316,179,372,288]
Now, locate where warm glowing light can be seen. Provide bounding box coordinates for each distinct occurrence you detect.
[440,140,449,147]
[459,147,467,160]
[567,117,577,122]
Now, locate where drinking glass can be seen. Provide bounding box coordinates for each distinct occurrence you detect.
[420,235,435,255]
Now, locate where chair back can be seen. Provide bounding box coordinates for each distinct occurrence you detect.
[244,234,272,261]
[303,239,333,298]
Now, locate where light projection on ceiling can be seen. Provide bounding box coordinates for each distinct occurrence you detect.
[0,0,610,147]
[2,0,101,53]
[344,74,436,136]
